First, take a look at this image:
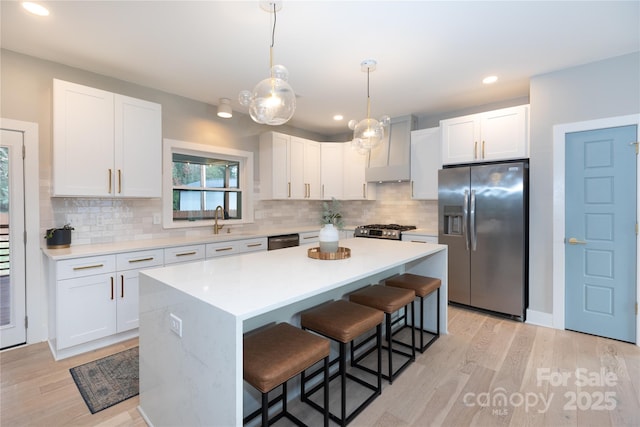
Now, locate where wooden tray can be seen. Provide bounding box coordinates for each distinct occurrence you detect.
[307,247,351,260]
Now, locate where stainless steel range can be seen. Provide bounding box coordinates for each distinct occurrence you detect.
[354,224,417,240]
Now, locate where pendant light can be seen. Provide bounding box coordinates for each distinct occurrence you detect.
[238,1,295,126]
[348,59,390,152]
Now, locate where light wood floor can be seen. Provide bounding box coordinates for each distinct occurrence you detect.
[1,306,639,426]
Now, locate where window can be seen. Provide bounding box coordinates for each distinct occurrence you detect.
[163,139,253,228]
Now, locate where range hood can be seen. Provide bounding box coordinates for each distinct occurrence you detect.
[365,115,417,182]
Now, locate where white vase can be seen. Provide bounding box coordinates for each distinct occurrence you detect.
[319,224,339,253]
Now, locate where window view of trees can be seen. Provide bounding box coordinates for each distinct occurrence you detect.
[172,153,241,221]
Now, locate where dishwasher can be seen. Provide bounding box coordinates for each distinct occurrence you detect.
[267,233,300,250]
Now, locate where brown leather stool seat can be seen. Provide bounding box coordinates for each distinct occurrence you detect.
[349,285,416,384]
[300,300,384,426]
[244,323,330,427]
[385,273,441,352]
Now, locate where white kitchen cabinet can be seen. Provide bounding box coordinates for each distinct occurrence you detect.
[52,79,162,197]
[441,105,529,165]
[57,272,117,349]
[366,115,417,182]
[164,244,206,265]
[410,127,441,200]
[206,237,268,258]
[401,233,438,244]
[299,230,320,245]
[320,143,344,200]
[115,249,164,332]
[260,132,321,200]
[343,143,376,200]
[237,237,268,254]
[52,250,163,354]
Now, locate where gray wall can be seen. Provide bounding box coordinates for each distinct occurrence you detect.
[3,47,638,319]
[528,52,640,314]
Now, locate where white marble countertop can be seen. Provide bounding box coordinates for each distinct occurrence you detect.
[140,238,446,320]
[41,225,357,260]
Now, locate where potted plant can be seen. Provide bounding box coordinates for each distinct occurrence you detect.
[44,223,74,248]
[319,198,343,253]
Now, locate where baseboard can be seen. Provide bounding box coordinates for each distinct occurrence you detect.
[525,309,554,328]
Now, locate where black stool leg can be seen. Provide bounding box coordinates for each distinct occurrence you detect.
[323,355,329,427]
[340,342,346,426]
[386,313,393,384]
[261,391,268,427]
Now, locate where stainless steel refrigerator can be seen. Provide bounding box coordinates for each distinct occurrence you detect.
[438,160,528,320]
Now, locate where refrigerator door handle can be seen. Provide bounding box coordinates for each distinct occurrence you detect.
[470,189,477,251]
[463,190,469,250]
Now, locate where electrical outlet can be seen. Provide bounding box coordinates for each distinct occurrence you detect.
[169,313,183,337]
[153,213,161,225]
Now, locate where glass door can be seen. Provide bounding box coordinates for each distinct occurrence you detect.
[0,128,26,349]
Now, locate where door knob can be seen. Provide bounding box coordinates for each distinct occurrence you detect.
[567,237,587,245]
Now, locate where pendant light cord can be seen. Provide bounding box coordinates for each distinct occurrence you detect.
[366,67,371,120]
[269,3,277,71]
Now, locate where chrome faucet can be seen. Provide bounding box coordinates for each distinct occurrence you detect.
[214,205,225,235]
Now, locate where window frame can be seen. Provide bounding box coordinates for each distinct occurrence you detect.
[163,138,254,229]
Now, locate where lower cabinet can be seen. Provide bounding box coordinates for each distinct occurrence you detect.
[206,238,267,258]
[48,239,271,358]
[50,249,163,359]
[57,272,117,349]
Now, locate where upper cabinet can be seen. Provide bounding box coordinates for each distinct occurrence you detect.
[260,132,321,200]
[52,79,162,197]
[343,143,376,200]
[366,115,417,182]
[410,127,441,200]
[440,105,529,165]
[320,143,344,200]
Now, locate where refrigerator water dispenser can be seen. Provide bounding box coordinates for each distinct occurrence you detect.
[443,206,463,235]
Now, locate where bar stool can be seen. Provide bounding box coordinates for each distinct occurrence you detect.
[300,300,384,426]
[385,273,441,352]
[349,285,416,384]
[243,323,330,427]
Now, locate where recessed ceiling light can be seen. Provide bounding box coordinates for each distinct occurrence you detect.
[22,2,50,16]
[333,115,344,121]
[482,75,498,85]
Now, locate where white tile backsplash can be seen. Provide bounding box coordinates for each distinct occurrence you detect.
[45,181,438,245]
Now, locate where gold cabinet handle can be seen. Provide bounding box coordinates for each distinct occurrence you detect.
[108,169,112,193]
[110,276,114,300]
[474,141,478,159]
[118,169,122,194]
[128,257,154,263]
[175,251,197,257]
[411,181,414,198]
[120,275,124,298]
[362,183,366,199]
[302,235,318,240]
[288,182,291,198]
[215,247,234,252]
[73,263,104,271]
[247,243,263,248]
[322,184,324,199]
[567,237,587,245]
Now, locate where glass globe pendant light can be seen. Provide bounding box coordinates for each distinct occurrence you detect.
[348,59,390,152]
[238,1,295,126]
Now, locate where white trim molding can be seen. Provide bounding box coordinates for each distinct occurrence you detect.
[552,113,640,346]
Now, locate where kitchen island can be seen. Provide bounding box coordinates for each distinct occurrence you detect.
[138,238,447,426]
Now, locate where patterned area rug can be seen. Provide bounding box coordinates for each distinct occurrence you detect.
[69,347,139,414]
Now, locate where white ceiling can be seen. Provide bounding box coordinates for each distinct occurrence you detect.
[2,1,639,136]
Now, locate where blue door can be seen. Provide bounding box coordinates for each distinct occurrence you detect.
[565,125,637,343]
